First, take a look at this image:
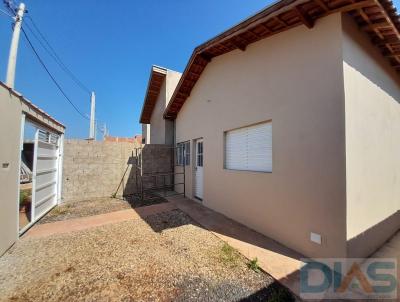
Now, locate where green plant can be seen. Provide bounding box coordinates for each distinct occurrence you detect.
[19,190,30,206]
[219,243,239,267]
[248,257,261,273]
[110,192,117,198]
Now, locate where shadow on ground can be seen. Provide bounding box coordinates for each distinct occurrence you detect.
[142,208,297,302]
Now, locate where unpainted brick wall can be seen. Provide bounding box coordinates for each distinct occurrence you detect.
[62,140,140,202]
[62,141,175,202]
[140,144,174,190]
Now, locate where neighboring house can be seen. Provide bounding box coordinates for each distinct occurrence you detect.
[141,0,400,259]
[104,135,142,145]
[140,66,181,145]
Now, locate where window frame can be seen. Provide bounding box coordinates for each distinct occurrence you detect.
[196,140,203,167]
[224,120,272,173]
[176,141,190,166]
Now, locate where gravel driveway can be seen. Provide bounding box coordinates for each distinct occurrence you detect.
[0,209,295,301]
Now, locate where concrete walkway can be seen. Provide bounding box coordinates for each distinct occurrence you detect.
[166,195,304,297]
[169,196,400,300]
[24,202,177,239]
[370,230,400,298]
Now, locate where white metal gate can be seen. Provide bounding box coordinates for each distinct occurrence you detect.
[31,129,60,222]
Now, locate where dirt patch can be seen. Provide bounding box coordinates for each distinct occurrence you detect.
[0,209,296,301]
[38,195,167,224]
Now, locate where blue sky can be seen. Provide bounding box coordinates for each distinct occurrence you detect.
[0,0,270,139]
[2,1,400,139]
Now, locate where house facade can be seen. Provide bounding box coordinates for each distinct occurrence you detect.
[141,0,400,259]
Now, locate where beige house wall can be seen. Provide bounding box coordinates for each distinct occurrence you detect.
[166,70,182,105]
[342,15,400,257]
[0,86,22,256]
[149,79,167,144]
[146,70,181,145]
[175,14,347,258]
[0,84,65,255]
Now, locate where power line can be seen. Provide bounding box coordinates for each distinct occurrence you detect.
[6,3,107,138]
[25,15,91,95]
[3,0,16,15]
[21,27,89,121]
[0,7,13,17]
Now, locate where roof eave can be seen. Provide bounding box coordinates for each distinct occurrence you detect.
[139,65,168,124]
[164,0,400,120]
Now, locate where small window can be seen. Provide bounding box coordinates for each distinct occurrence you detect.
[197,141,203,167]
[177,141,190,166]
[224,121,272,172]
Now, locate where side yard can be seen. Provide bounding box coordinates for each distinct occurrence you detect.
[0,201,296,301]
[38,195,166,224]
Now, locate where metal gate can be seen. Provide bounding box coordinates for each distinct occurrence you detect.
[30,129,61,224]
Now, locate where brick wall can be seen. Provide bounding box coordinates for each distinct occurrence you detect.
[62,140,140,202]
[104,135,142,144]
[140,144,174,190]
[62,141,174,203]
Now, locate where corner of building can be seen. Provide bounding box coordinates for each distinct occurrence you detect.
[341,13,400,258]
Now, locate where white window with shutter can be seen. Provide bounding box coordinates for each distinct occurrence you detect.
[224,121,272,172]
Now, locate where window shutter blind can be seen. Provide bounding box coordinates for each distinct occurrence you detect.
[225,122,272,172]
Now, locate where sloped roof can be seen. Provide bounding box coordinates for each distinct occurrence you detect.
[139,65,168,124]
[164,0,400,120]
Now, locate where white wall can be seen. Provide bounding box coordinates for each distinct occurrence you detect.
[142,123,150,144]
[166,70,182,107]
[149,79,167,144]
[342,15,400,257]
[148,70,181,145]
[175,14,347,258]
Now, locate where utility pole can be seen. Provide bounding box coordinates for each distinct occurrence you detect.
[6,2,25,88]
[89,91,95,140]
[103,123,107,140]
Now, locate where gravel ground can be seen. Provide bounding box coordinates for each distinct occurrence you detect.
[39,195,167,224]
[0,209,296,301]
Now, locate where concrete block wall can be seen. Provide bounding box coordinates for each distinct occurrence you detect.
[62,140,140,202]
[62,141,176,202]
[140,144,174,190]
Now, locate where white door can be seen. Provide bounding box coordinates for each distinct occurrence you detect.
[31,129,60,221]
[194,139,203,200]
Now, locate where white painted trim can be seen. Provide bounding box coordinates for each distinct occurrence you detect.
[35,180,56,191]
[25,118,63,136]
[30,128,39,223]
[57,134,64,204]
[35,193,56,207]
[194,138,204,201]
[16,114,25,236]
[35,168,57,175]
